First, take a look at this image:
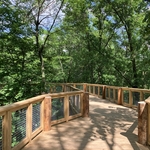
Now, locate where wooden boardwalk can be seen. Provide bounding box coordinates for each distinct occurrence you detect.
[22,96,149,150]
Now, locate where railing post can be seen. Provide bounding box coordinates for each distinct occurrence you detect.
[82,92,89,117]
[98,86,100,97]
[138,101,148,145]
[63,84,67,92]
[108,87,110,100]
[26,104,32,142]
[102,86,106,99]
[147,102,150,145]
[140,91,144,101]
[43,96,51,131]
[93,86,95,95]
[3,112,11,150]
[62,84,66,92]
[113,89,115,101]
[83,83,87,92]
[64,95,69,122]
[118,88,122,105]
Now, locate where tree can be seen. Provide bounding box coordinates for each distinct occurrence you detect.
[0,1,36,104]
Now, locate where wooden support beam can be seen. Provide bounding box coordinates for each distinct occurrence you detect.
[129,90,133,107]
[140,91,144,101]
[3,111,11,150]
[83,83,87,92]
[26,104,32,142]
[108,88,110,100]
[43,96,51,131]
[138,101,147,145]
[64,95,69,122]
[98,86,100,97]
[118,88,122,105]
[147,102,150,145]
[82,92,89,117]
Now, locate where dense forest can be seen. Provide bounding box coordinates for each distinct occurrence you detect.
[0,0,150,104]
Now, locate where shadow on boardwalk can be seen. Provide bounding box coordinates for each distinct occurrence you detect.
[23,95,149,150]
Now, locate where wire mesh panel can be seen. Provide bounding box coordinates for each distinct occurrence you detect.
[69,95,80,116]
[95,86,98,95]
[90,86,93,94]
[87,86,89,92]
[0,116,2,150]
[105,88,109,98]
[144,93,150,100]
[49,85,56,93]
[11,108,27,148]
[32,102,41,132]
[55,85,63,93]
[100,87,103,96]
[123,91,129,103]
[66,86,71,92]
[115,89,118,100]
[132,92,140,105]
[110,89,113,99]
[51,98,64,121]
[76,85,83,90]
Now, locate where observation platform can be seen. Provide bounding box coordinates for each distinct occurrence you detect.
[22,95,149,150]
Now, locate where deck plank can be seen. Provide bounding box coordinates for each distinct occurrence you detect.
[22,95,150,150]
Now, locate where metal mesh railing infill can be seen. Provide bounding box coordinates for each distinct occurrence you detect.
[144,93,150,100]
[100,87,103,96]
[90,86,93,94]
[123,91,129,103]
[95,86,98,95]
[110,89,113,99]
[115,89,118,100]
[69,95,80,116]
[11,108,27,148]
[76,85,83,90]
[106,88,109,98]
[132,92,140,105]
[32,102,41,132]
[55,85,63,93]
[51,98,64,121]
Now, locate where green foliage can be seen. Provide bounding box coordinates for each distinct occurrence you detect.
[1,0,150,105]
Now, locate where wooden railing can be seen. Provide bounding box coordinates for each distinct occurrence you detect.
[0,84,89,150]
[50,83,150,108]
[70,83,150,146]
[85,83,150,108]
[2,82,150,149]
[50,83,150,146]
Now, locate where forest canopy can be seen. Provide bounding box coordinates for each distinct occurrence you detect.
[0,0,150,104]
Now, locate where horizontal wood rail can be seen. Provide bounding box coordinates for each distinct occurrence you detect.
[0,84,89,150]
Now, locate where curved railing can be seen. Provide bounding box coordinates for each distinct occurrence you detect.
[0,84,89,150]
[77,83,150,108]
[1,82,150,149]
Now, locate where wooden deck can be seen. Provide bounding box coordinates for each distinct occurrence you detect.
[22,95,149,150]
